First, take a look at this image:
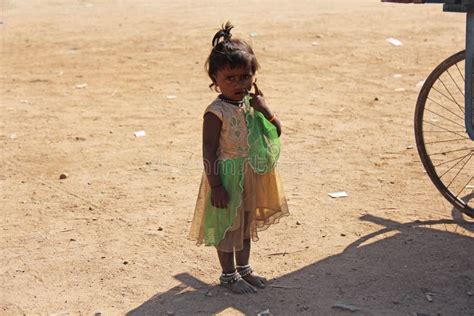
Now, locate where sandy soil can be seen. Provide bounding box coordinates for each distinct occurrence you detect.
[1,0,473,315]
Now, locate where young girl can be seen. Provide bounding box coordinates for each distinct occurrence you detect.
[189,22,289,294]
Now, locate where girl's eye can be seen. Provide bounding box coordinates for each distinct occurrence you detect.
[226,76,235,82]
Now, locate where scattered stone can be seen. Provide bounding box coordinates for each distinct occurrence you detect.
[59,173,68,180]
[123,261,128,265]
[257,309,271,316]
[205,289,214,297]
[296,221,301,225]
[424,292,433,302]
[332,303,359,312]
[158,227,163,231]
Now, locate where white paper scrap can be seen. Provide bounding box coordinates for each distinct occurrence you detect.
[393,74,402,78]
[386,37,403,46]
[134,130,146,137]
[75,83,88,89]
[328,191,348,198]
[166,95,177,100]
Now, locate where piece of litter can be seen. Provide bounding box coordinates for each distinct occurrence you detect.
[393,74,402,78]
[386,37,403,46]
[9,133,17,139]
[332,303,359,312]
[311,41,319,46]
[75,83,88,89]
[328,191,348,198]
[134,130,146,137]
[424,293,434,302]
[250,32,258,37]
[166,95,177,100]
[466,185,474,189]
[395,88,406,92]
[406,145,414,149]
[257,309,271,316]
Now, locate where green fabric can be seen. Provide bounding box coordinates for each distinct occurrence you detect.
[203,157,245,246]
[203,95,281,246]
[244,95,281,174]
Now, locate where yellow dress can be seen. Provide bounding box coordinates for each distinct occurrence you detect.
[189,98,289,252]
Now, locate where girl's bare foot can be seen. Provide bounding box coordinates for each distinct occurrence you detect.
[219,271,257,294]
[237,265,267,288]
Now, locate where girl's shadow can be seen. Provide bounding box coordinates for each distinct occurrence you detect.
[127,205,474,315]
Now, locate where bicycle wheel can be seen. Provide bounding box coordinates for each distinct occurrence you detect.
[415,50,474,218]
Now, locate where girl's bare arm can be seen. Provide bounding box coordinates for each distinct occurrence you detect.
[203,112,229,209]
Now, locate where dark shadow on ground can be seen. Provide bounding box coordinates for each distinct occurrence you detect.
[128,212,474,315]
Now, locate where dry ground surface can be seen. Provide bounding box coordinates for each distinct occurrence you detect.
[1,0,473,315]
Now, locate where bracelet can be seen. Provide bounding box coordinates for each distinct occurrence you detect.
[269,113,277,123]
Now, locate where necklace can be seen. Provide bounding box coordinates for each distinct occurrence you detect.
[219,95,244,107]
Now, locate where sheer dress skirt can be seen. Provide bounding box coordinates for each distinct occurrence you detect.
[189,161,289,252]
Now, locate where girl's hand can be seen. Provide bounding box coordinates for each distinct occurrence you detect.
[249,82,269,114]
[211,185,229,209]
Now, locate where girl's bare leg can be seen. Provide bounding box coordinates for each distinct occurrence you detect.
[235,233,267,288]
[217,250,256,294]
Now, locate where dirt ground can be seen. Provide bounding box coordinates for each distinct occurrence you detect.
[1,0,473,315]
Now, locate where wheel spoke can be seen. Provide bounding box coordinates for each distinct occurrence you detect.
[432,84,465,115]
[437,151,472,178]
[434,151,472,167]
[425,137,470,145]
[429,147,472,156]
[446,153,473,189]
[424,107,465,130]
[438,77,464,114]
[456,176,474,199]
[426,97,465,122]
[446,68,464,98]
[424,120,468,139]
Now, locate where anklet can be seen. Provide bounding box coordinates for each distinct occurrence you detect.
[236,265,253,277]
[219,271,242,284]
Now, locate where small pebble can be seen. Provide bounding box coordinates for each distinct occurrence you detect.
[59,173,68,180]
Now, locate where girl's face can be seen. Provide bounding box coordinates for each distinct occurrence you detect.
[213,65,255,101]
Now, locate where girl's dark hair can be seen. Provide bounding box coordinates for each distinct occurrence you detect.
[205,21,260,90]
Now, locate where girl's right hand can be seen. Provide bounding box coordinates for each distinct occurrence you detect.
[211,185,229,209]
